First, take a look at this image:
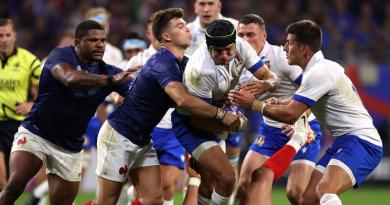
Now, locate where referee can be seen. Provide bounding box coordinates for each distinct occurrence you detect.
[0,18,41,190]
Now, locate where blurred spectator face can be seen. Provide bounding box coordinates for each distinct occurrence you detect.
[0,23,16,56]
[76,29,106,62]
[164,18,192,50]
[194,0,222,27]
[283,34,304,66]
[58,35,75,47]
[238,22,267,54]
[124,48,143,60]
[210,43,236,65]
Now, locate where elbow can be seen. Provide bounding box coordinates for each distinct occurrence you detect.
[176,96,191,109]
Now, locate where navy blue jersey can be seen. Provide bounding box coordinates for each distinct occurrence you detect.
[108,47,188,146]
[23,46,131,152]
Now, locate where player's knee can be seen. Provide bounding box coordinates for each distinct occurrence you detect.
[300,190,318,205]
[286,188,301,205]
[214,167,236,191]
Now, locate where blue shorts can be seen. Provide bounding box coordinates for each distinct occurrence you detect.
[172,111,220,156]
[226,131,243,148]
[249,120,322,164]
[83,117,102,150]
[151,127,185,170]
[317,135,382,188]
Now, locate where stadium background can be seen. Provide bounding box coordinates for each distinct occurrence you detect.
[1,0,389,204]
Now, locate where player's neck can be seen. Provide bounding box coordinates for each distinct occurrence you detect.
[161,44,185,61]
[300,55,313,70]
[0,47,14,60]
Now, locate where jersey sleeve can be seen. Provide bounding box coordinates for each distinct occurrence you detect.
[46,47,74,72]
[150,61,182,89]
[29,57,42,85]
[292,65,333,107]
[237,37,265,73]
[184,59,215,99]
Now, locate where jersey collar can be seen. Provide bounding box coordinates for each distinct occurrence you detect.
[305,51,324,71]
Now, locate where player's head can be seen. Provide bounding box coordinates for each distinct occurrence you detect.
[153,8,191,49]
[284,20,322,66]
[75,20,106,62]
[238,14,267,54]
[85,7,111,35]
[206,19,236,65]
[146,11,160,50]
[0,18,17,56]
[194,0,222,28]
[122,33,146,60]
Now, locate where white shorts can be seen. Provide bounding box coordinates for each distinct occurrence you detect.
[95,121,159,182]
[11,126,83,181]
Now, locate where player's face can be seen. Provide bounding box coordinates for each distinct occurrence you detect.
[195,0,221,27]
[238,23,266,54]
[76,29,106,62]
[210,43,236,65]
[283,34,304,65]
[166,18,192,49]
[0,24,16,55]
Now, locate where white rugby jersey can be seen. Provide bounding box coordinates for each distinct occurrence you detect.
[125,45,173,129]
[103,42,123,67]
[184,37,263,102]
[293,51,381,146]
[186,14,238,56]
[239,42,305,127]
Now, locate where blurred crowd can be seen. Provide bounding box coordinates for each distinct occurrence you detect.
[0,0,389,65]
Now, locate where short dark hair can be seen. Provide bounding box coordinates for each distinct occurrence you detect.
[75,20,105,39]
[286,20,322,52]
[152,8,184,42]
[0,18,15,31]
[239,14,265,30]
[206,19,235,38]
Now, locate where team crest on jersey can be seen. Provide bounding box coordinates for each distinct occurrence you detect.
[301,146,308,153]
[255,135,265,146]
[234,56,243,65]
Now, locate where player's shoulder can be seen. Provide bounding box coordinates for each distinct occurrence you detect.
[16,47,38,59]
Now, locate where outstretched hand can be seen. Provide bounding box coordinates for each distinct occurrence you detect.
[228,89,256,110]
[241,81,270,96]
[112,71,133,85]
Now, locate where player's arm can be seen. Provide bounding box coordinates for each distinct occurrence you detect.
[241,65,279,95]
[229,89,307,124]
[164,81,243,131]
[51,63,133,89]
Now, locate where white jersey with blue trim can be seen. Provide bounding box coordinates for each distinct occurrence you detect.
[240,42,305,127]
[125,45,173,129]
[186,14,238,56]
[293,51,381,146]
[184,37,263,101]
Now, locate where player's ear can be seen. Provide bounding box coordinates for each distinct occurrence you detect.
[162,32,171,42]
[74,39,81,47]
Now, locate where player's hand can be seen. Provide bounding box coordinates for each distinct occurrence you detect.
[186,157,201,178]
[112,71,133,85]
[241,81,269,95]
[228,89,255,110]
[127,65,143,74]
[15,101,33,115]
[265,97,279,105]
[281,124,294,137]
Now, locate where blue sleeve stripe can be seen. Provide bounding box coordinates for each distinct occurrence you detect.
[247,60,265,73]
[292,94,316,107]
[294,74,303,86]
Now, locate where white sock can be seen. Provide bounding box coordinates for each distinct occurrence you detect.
[211,190,230,205]
[287,115,308,152]
[286,135,303,152]
[163,199,174,205]
[33,180,49,198]
[127,185,136,203]
[320,193,342,205]
[198,194,211,205]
